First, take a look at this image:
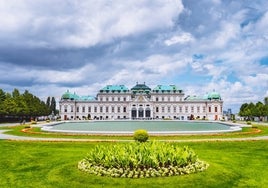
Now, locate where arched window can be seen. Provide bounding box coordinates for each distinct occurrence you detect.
[131,108,137,118]
[145,107,150,118]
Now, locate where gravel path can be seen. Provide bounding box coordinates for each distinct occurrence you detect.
[1,129,268,142]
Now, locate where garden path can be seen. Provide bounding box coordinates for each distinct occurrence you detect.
[0,129,268,142]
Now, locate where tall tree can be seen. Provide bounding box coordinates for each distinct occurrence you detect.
[50,97,56,115]
[0,89,6,115]
[46,97,51,108]
[264,97,268,105]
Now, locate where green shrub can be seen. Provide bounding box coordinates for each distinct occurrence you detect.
[246,121,251,125]
[31,121,37,124]
[133,129,149,142]
[78,141,209,178]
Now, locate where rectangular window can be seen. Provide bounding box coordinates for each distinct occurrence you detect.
[94,107,97,113]
[71,106,73,112]
[197,106,200,113]
[100,106,103,113]
[185,106,188,113]
[203,106,206,113]
[173,106,176,113]
[123,97,126,101]
[118,106,121,113]
[156,107,159,113]
[179,106,182,113]
[215,106,218,113]
[64,106,67,113]
[123,107,126,113]
[167,106,170,113]
[112,107,114,113]
[106,106,109,113]
[208,106,211,113]
[191,106,194,113]
[82,106,85,113]
[77,107,79,112]
[88,107,91,113]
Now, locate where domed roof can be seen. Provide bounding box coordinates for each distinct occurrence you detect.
[131,82,151,94]
[61,90,96,101]
[207,91,221,100]
[61,90,79,100]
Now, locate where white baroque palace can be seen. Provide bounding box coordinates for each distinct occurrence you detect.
[59,82,223,121]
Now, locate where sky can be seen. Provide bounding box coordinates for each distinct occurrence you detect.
[0,0,268,113]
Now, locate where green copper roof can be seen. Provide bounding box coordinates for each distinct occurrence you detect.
[152,85,182,93]
[131,82,151,94]
[100,85,129,93]
[79,96,96,101]
[61,90,96,101]
[207,91,221,100]
[185,95,204,101]
[186,91,221,101]
[61,90,79,100]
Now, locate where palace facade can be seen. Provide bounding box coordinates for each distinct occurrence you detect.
[59,82,223,121]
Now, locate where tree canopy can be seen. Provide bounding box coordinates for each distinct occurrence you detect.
[0,88,51,122]
[239,97,268,121]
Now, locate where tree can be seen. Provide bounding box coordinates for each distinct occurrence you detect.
[255,101,264,120]
[0,89,6,115]
[239,97,268,121]
[46,97,51,111]
[264,97,268,105]
[0,88,51,122]
[50,97,56,115]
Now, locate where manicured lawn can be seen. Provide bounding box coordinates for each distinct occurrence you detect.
[0,140,267,188]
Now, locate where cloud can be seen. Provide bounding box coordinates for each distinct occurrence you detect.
[164,32,194,46]
[0,0,268,114]
[0,0,183,48]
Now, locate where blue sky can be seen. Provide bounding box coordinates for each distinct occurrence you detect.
[0,0,268,113]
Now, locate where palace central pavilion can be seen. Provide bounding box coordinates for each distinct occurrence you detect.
[59,82,223,121]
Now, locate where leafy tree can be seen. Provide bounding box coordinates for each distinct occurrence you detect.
[0,88,51,122]
[239,97,268,121]
[264,97,268,105]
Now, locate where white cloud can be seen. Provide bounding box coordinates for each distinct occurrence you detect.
[0,0,184,48]
[1,0,268,114]
[164,32,194,46]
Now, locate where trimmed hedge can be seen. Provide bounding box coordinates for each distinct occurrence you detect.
[133,129,149,142]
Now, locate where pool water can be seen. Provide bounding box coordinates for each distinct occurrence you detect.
[42,120,241,135]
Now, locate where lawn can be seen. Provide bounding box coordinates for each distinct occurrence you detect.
[0,140,267,188]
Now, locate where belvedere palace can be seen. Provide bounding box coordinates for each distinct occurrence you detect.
[59,82,223,121]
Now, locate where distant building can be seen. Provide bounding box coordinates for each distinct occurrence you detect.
[59,82,223,121]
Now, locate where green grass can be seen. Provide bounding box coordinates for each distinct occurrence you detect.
[0,140,267,188]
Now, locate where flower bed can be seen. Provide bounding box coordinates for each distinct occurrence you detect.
[78,141,209,178]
